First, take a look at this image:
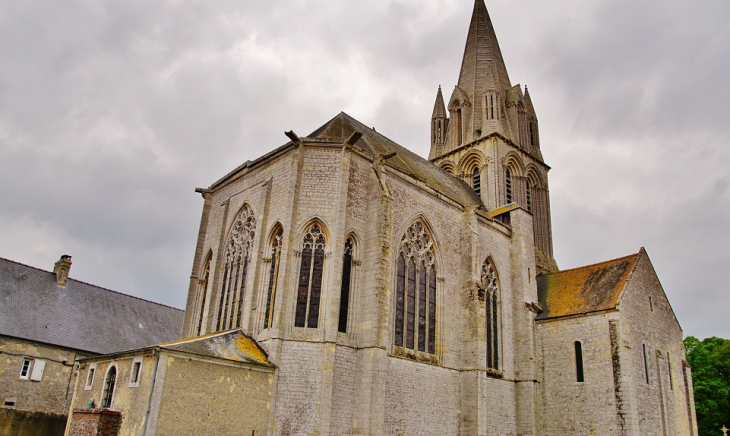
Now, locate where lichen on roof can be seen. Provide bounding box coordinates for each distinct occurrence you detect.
[161,329,273,367]
[537,252,639,320]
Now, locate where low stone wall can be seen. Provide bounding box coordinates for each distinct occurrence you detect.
[67,408,122,436]
[0,408,67,436]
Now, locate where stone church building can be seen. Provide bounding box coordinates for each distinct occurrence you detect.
[98,1,693,435]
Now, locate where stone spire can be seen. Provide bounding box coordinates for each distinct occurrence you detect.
[430,86,449,158]
[456,0,512,100]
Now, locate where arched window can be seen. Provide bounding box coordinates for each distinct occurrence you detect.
[101,366,117,408]
[575,341,584,382]
[263,226,283,329]
[456,108,463,144]
[505,168,513,203]
[295,223,326,328]
[194,255,211,336]
[394,221,436,354]
[217,205,256,331]
[472,166,481,196]
[482,258,499,369]
[338,237,355,333]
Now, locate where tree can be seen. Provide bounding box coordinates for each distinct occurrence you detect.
[685,336,730,435]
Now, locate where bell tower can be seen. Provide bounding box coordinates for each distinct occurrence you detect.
[429,0,556,272]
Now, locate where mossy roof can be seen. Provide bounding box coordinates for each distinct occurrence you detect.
[536,251,640,320]
[158,329,273,367]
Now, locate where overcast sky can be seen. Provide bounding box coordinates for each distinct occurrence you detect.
[1,0,728,340]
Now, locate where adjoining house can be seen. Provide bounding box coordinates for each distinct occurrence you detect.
[0,255,183,429]
[65,329,274,436]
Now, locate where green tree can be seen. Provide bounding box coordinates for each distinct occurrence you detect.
[685,336,730,435]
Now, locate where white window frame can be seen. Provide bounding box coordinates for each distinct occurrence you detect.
[19,358,33,379]
[101,364,118,409]
[85,363,97,390]
[128,357,143,388]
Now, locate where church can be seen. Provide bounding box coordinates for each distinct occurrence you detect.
[65,1,697,435]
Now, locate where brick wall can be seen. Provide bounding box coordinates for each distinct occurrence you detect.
[67,409,122,436]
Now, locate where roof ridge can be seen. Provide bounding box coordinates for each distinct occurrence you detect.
[541,251,640,276]
[0,256,183,312]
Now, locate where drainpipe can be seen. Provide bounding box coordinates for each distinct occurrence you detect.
[62,353,78,414]
[142,348,161,436]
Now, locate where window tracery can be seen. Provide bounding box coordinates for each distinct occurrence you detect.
[264,226,283,329]
[482,258,499,369]
[295,223,326,328]
[216,205,256,331]
[395,221,436,354]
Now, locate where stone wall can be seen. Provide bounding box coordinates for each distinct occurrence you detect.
[0,336,85,415]
[0,408,67,436]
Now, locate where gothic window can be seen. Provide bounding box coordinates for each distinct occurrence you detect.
[472,166,481,196]
[486,93,496,120]
[456,108,463,144]
[575,341,585,382]
[194,255,211,336]
[101,366,117,408]
[264,226,283,329]
[216,205,256,331]
[505,168,513,203]
[482,258,499,369]
[394,221,436,354]
[338,237,355,333]
[295,223,326,328]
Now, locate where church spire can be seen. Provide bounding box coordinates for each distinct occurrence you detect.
[430,86,449,159]
[457,0,512,98]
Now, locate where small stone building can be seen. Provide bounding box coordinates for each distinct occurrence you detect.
[65,330,274,436]
[0,256,183,418]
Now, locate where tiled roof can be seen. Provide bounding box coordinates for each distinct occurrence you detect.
[308,112,482,207]
[159,330,273,367]
[536,252,640,320]
[0,257,184,354]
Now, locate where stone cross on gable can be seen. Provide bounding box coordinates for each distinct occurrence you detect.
[721,425,728,435]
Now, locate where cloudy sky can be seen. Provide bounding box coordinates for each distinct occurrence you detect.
[1,0,728,340]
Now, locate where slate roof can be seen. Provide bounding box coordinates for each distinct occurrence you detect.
[308,112,482,207]
[536,251,640,320]
[0,257,184,355]
[158,329,273,367]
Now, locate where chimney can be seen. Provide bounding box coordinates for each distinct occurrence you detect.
[53,255,72,287]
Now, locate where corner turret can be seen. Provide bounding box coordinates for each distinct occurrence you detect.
[429,86,449,160]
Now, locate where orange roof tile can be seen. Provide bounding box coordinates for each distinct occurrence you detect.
[536,252,639,320]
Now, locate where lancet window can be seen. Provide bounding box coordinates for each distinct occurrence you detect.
[338,237,355,333]
[194,256,211,336]
[295,223,326,328]
[394,221,437,354]
[482,258,500,369]
[505,169,513,203]
[472,167,481,196]
[263,226,283,329]
[526,180,532,212]
[216,205,256,331]
[575,341,585,382]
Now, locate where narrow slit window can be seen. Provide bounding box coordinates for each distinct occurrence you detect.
[394,221,437,354]
[667,352,673,390]
[456,108,463,144]
[194,257,211,336]
[575,341,584,382]
[264,227,283,329]
[506,169,513,203]
[472,167,481,196]
[643,343,650,384]
[526,181,532,212]
[295,223,326,328]
[338,238,354,333]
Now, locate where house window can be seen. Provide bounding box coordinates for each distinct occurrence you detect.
[264,226,284,329]
[295,223,326,328]
[505,168,513,203]
[482,258,500,369]
[101,366,117,408]
[19,359,32,379]
[194,256,211,336]
[85,363,97,390]
[394,221,437,354]
[338,237,354,333]
[575,341,585,382]
[128,358,142,387]
[472,167,481,196]
[217,205,256,331]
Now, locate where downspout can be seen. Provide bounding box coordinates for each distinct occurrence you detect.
[142,348,161,436]
[62,353,78,414]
